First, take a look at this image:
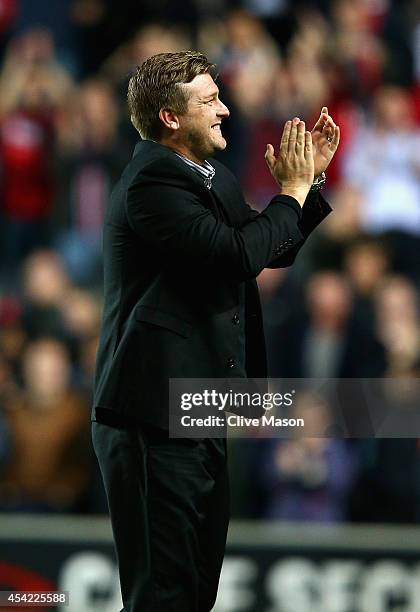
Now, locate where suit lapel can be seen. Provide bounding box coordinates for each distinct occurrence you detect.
[177,162,224,221]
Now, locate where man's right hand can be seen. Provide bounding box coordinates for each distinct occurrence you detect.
[265,117,315,207]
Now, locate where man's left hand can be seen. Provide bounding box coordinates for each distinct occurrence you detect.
[310,106,340,177]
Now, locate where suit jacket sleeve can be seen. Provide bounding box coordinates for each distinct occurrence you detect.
[125,159,305,281]
[244,191,332,268]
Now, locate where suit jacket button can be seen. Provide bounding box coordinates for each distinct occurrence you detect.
[227,358,235,368]
[232,313,240,325]
[274,248,281,256]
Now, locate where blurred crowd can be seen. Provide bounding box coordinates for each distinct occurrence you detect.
[0,0,419,521]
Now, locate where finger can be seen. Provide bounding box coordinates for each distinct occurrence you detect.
[296,121,305,155]
[322,116,335,135]
[330,125,340,150]
[322,116,336,143]
[288,118,298,153]
[324,125,334,142]
[312,111,327,132]
[304,130,312,160]
[265,143,276,170]
[280,120,291,155]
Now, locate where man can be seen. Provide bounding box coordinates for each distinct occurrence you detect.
[92,51,340,612]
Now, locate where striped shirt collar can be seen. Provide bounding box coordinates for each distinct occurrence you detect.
[175,153,215,190]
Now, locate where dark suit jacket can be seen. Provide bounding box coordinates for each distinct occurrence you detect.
[92,140,332,429]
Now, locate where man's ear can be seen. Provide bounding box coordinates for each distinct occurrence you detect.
[159,108,180,131]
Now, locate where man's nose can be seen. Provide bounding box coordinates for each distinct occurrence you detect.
[217,99,230,117]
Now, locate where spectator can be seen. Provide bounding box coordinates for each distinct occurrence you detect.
[0,29,73,281]
[343,236,389,331]
[260,394,358,522]
[330,0,386,99]
[343,85,420,246]
[55,78,126,284]
[13,0,81,76]
[0,338,92,512]
[270,271,386,378]
[59,287,101,393]
[374,275,420,375]
[21,249,71,342]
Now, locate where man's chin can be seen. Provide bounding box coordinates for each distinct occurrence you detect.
[202,137,227,159]
[213,136,227,151]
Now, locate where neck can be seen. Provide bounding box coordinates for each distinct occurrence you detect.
[157,137,205,165]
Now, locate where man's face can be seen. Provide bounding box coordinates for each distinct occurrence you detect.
[176,73,230,163]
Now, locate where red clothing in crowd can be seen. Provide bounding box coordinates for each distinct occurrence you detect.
[0,110,54,220]
[0,0,17,34]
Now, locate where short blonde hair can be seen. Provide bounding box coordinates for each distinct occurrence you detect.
[127,51,215,140]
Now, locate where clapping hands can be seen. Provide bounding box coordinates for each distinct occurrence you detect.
[265,108,340,206]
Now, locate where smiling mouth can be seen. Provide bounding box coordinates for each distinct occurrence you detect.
[211,123,221,130]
